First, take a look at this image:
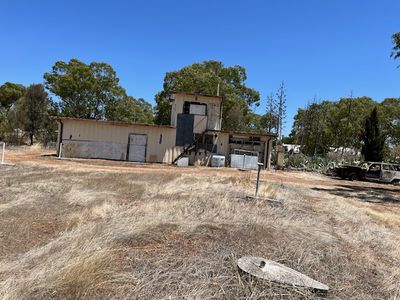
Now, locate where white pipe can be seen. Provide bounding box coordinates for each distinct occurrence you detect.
[58,143,62,159]
[1,142,4,164]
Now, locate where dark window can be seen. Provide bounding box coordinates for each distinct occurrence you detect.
[183,102,191,114]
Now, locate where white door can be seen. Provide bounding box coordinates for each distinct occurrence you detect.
[128,134,147,162]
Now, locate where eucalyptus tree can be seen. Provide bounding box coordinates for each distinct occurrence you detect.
[154,60,260,131]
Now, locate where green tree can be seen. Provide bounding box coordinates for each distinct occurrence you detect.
[362,107,385,162]
[0,82,26,113]
[378,98,400,145]
[0,82,26,141]
[108,95,154,124]
[263,93,278,133]
[391,32,400,66]
[15,84,53,145]
[44,59,125,119]
[293,100,333,155]
[333,97,375,151]
[154,60,260,130]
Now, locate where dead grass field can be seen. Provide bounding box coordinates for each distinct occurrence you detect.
[0,148,399,299]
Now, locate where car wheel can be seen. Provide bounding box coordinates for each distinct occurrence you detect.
[350,173,358,181]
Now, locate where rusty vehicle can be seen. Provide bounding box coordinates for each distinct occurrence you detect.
[335,162,400,184]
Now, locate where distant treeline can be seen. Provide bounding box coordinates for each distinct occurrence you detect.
[285,97,399,162]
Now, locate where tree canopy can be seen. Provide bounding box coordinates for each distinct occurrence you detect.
[107,96,154,124]
[43,59,154,124]
[0,82,26,113]
[154,60,260,130]
[44,59,125,119]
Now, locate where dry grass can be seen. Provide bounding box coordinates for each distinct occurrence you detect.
[0,161,399,299]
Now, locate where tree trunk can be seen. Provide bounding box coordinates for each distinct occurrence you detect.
[30,133,34,145]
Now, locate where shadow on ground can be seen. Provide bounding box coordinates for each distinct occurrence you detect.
[312,184,400,204]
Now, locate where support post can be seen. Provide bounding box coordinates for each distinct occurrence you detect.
[255,162,263,197]
[58,143,63,159]
[1,142,5,164]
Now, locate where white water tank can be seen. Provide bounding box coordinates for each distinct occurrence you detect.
[177,157,189,167]
[211,155,225,167]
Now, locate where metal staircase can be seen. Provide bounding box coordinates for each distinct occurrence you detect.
[172,133,205,164]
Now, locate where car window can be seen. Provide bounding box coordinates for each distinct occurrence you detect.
[369,164,381,171]
[383,164,391,170]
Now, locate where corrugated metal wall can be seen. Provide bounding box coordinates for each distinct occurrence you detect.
[61,120,181,163]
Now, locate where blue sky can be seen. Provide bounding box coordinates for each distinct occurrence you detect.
[0,0,399,134]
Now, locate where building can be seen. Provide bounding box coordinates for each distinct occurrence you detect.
[54,93,275,169]
[283,143,301,154]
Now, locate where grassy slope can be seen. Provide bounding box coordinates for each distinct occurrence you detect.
[0,164,399,299]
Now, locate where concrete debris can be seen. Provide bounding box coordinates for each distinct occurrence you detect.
[237,256,329,292]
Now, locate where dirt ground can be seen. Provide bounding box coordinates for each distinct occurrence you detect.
[1,147,399,299]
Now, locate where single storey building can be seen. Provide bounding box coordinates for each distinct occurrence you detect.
[55,93,275,169]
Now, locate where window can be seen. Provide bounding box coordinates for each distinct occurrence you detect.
[190,104,206,115]
[183,101,207,115]
[369,164,381,172]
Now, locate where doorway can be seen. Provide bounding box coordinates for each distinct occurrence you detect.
[128,134,147,162]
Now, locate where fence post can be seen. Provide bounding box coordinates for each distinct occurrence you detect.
[1,142,5,164]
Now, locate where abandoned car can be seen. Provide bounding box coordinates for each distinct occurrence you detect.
[335,162,400,184]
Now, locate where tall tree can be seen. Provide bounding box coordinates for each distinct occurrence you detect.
[391,32,400,66]
[362,107,385,162]
[107,95,154,124]
[154,60,260,130]
[262,93,278,133]
[15,84,52,145]
[336,97,375,150]
[275,81,287,140]
[44,59,125,119]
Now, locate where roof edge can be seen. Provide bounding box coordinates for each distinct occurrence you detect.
[172,92,224,100]
[50,116,175,129]
[207,129,276,138]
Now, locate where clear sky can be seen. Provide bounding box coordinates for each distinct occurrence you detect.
[0,0,399,134]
